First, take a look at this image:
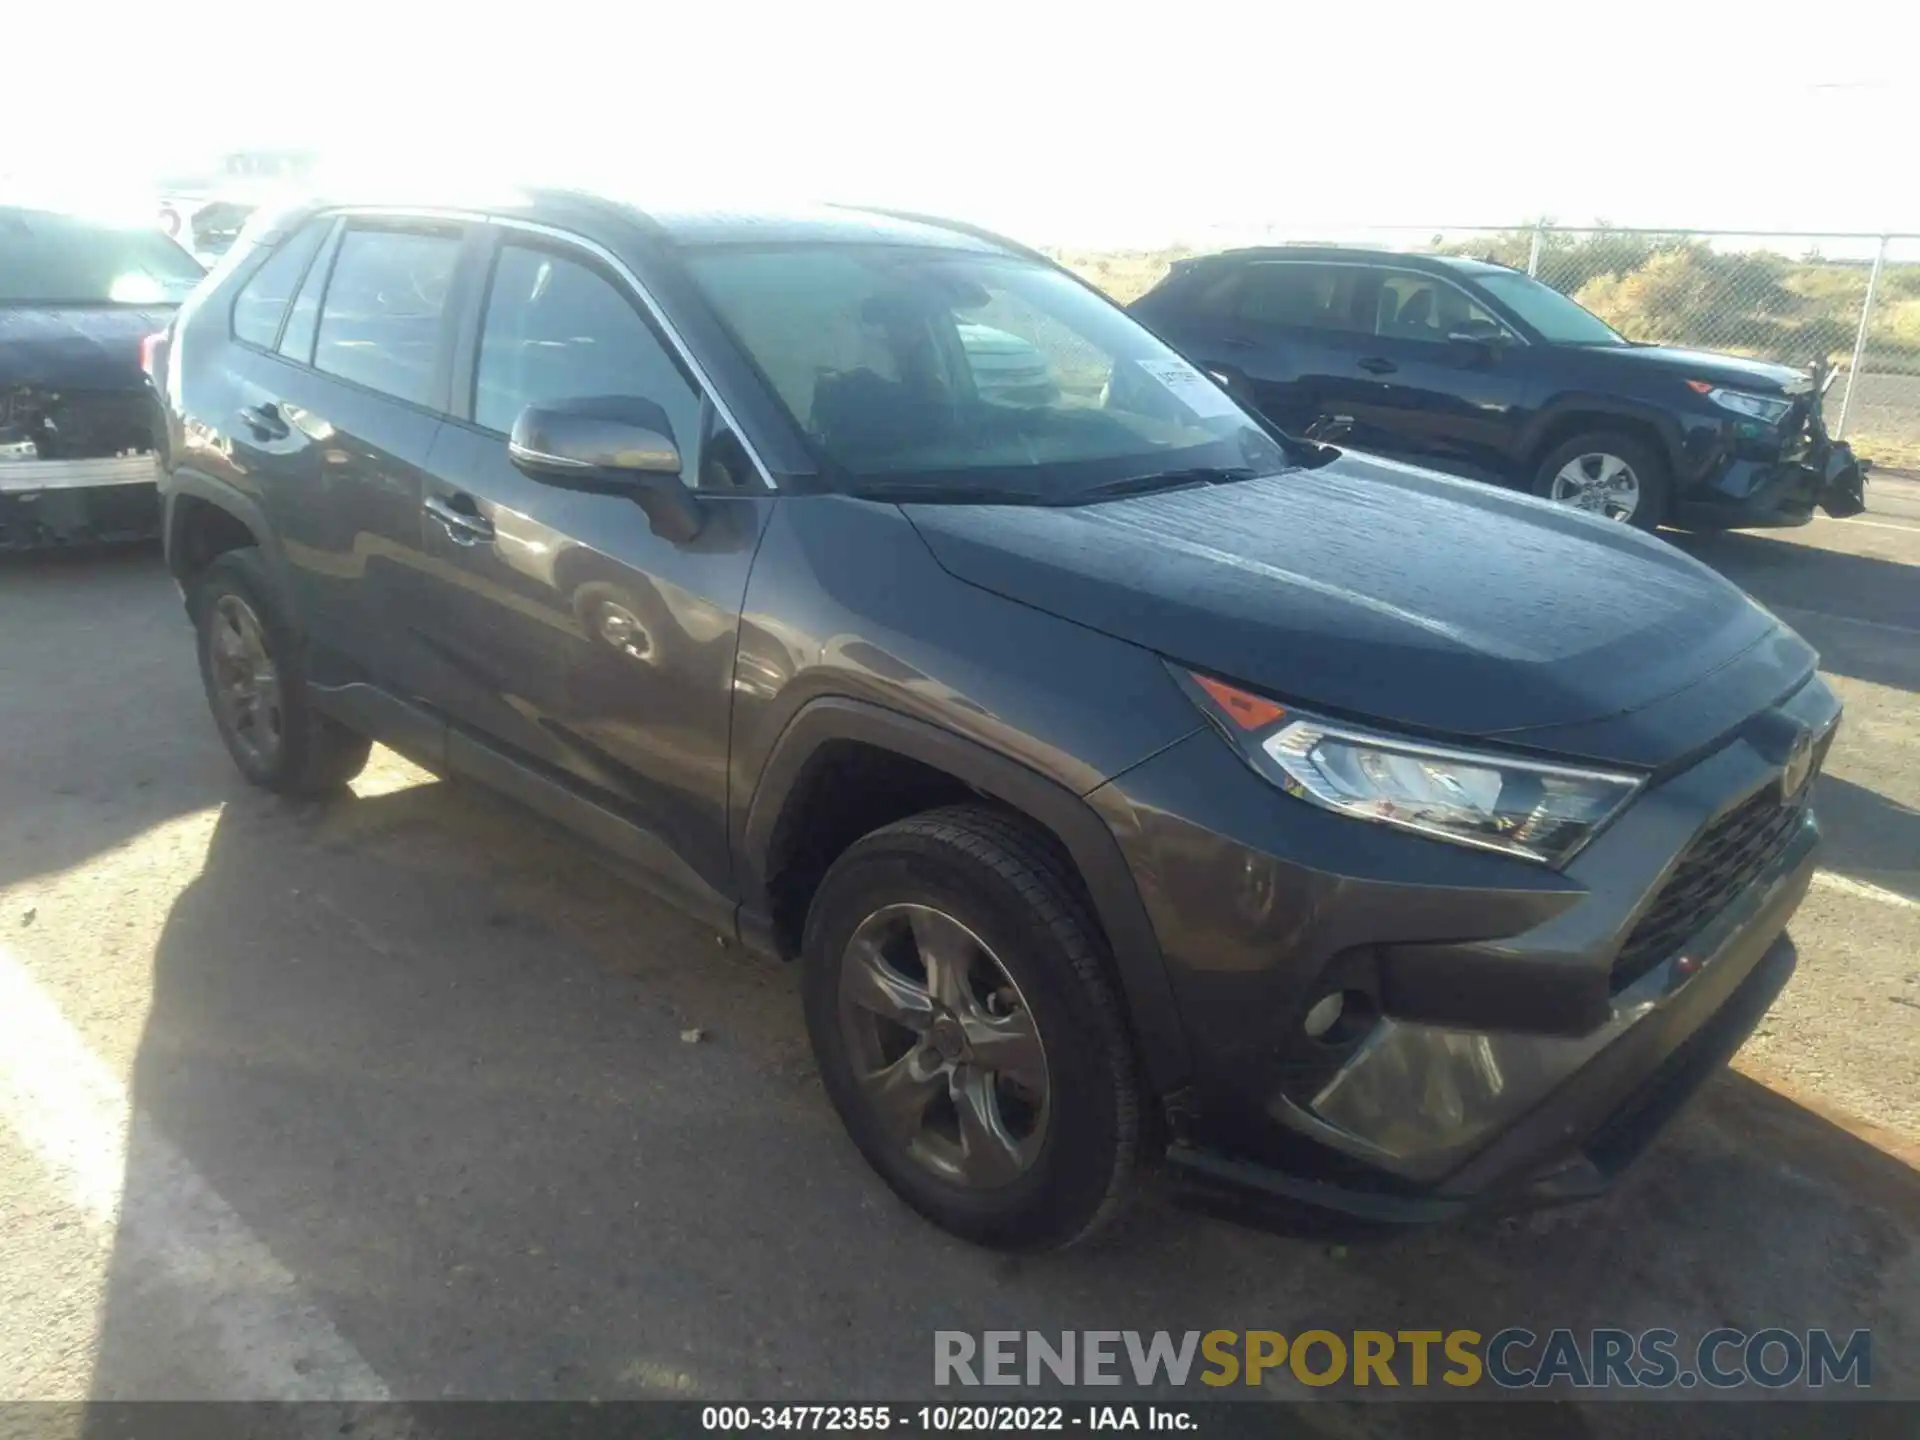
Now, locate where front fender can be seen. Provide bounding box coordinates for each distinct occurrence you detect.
[740,695,1195,1094]
[1521,393,1691,471]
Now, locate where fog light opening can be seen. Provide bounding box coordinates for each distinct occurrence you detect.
[1303,989,1376,1046]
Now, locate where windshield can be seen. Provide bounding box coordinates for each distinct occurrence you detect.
[1471,269,1625,346]
[684,244,1292,501]
[0,209,205,306]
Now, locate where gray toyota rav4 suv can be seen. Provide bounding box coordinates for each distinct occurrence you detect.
[153,191,1839,1249]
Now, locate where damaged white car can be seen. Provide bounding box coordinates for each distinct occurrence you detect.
[0,206,202,550]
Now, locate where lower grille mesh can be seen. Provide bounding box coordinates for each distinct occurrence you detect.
[1611,730,1831,990]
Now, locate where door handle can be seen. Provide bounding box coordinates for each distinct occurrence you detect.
[238,402,290,440]
[424,493,495,546]
[1358,357,1398,376]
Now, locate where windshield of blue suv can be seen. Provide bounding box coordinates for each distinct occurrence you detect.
[1471,268,1627,346]
[0,208,205,306]
[684,244,1292,501]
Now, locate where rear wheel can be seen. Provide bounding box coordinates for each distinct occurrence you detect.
[801,806,1142,1250]
[190,550,370,795]
[1530,430,1669,531]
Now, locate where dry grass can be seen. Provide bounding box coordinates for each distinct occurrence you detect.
[1046,246,1198,304]
[1852,429,1920,473]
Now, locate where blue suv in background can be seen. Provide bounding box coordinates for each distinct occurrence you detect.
[1129,247,1868,531]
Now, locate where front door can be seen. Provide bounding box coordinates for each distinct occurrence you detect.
[1341,269,1536,481]
[413,231,770,896]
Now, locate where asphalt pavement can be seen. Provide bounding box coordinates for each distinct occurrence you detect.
[1,482,1916,1422]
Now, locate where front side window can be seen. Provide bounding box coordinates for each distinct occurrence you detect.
[1472,269,1625,346]
[313,226,462,407]
[231,219,329,348]
[1376,271,1509,344]
[473,244,703,471]
[685,244,1290,501]
[0,208,204,306]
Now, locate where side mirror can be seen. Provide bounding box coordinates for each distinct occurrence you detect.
[509,397,701,543]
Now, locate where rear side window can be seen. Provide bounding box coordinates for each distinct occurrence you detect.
[1184,266,1246,316]
[1236,263,1368,333]
[474,243,702,461]
[230,221,329,348]
[276,221,341,364]
[313,227,462,408]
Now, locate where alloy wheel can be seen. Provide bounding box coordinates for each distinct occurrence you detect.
[837,903,1050,1188]
[1549,452,1641,521]
[207,594,284,768]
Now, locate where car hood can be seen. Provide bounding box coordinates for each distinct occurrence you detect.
[1607,343,1808,393]
[0,306,176,392]
[904,454,1797,764]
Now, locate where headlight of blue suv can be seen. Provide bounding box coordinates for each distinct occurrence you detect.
[1700,385,1793,425]
[1179,671,1642,867]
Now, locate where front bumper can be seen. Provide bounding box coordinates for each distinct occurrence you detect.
[1674,413,1868,529]
[1090,675,1839,1225]
[0,454,162,549]
[1167,864,1803,1227]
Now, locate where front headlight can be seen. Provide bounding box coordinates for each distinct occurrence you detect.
[1181,672,1642,866]
[1697,384,1793,425]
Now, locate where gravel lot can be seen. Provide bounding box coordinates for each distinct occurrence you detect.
[1,481,1916,1421]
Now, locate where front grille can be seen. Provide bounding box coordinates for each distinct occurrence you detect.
[1609,734,1830,991]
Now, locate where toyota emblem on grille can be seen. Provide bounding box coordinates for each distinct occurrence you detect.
[1781,727,1815,801]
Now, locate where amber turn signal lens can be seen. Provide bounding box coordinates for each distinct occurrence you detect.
[1191,673,1286,731]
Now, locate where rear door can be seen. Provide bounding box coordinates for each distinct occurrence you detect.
[1342,267,1536,479]
[1162,261,1381,436]
[411,227,772,894]
[229,217,468,690]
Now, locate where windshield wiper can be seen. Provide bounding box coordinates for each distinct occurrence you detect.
[1065,466,1263,504]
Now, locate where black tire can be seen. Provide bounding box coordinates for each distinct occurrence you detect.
[802,805,1143,1250]
[1530,430,1670,531]
[189,549,371,796]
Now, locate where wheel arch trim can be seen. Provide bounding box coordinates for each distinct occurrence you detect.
[161,470,302,632]
[741,696,1193,1093]
[1521,396,1685,471]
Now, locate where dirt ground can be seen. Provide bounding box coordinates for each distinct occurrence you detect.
[1,482,1916,1420]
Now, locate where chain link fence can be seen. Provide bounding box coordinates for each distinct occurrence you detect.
[1052,226,1920,473]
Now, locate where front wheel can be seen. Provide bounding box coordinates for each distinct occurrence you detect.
[1530,431,1670,531]
[801,806,1143,1250]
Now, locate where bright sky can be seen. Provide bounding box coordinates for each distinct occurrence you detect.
[7,0,1916,248]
